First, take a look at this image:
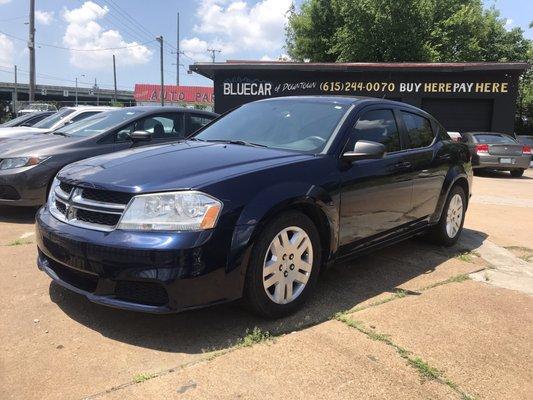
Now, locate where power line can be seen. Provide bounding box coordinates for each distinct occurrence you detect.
[0,29,155,52]
[0,66,131,90]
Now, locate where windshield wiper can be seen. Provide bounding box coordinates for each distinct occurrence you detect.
[205,139,268,148]
[52,131,69,136]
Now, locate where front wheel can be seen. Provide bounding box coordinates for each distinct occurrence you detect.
[425,185,466,247]
[510,169,525,178]
[243,211,321,318]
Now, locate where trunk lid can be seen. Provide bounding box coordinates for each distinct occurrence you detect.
[488,144,523,156]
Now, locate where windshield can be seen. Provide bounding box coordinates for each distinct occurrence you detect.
[474,134,517,144]
[0,114,33,127]
[55,108,144,137]
[33,108,75,129]
[194,99,350,152]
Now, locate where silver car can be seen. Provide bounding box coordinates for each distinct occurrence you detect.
[517,135,533,167]
[463,132,532,177]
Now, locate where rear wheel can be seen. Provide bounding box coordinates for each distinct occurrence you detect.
[243,211,321,318]
[510,169,525,178]
[425,185,466,246]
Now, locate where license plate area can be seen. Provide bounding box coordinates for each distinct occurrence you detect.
[499,158,514,164]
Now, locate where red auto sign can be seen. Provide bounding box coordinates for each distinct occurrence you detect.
[134,84,214,105]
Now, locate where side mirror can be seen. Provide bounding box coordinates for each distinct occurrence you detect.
[342,140,386,162]
[129,130,152,143]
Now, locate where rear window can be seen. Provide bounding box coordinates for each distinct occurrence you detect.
[474,134,517,144]
[518,136,533,146]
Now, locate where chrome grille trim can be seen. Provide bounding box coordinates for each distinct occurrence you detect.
[73,191,126,211]
[50,183,129,232]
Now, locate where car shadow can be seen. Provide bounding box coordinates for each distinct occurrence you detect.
[0,206,38,224]
[49,228,488,355]
[475,169,533,180]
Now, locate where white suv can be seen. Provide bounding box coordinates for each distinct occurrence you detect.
[0,106,116,138]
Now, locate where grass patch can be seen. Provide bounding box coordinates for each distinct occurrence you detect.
[350,289,409,313]
[238,327,271,348]
[407,357,441,380]
[132,372,156,383]
[7,238,33,246]
[422,274,470,290]
[456,251,474,263]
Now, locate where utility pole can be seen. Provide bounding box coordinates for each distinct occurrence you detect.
[112,54,117,103]
[176,13,180,86]
[13,65,18,115]
[207,48,221,63]
[75,74,85,106]
[156,36,164,106]
[94,78,99,106]
[28,0,36,102]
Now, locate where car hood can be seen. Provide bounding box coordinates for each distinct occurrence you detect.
[0,133,83,157]
[0,126,48,138]
[58,140,315,192]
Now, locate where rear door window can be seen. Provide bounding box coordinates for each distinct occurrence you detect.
[348,109,401,153]
[401,112,435,149]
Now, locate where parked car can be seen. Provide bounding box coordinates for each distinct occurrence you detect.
[447,131,463,142]
[462,132,532,177]
[36,96,472,318]
[0,106,116,139]
[17,103,57,116]
[0,111,55,128]
[517,135,533,167]
[0,106,217,206]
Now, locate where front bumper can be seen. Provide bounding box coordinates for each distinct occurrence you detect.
[0,163,55,206]
[472,154,531,170]
[36,206,245,313]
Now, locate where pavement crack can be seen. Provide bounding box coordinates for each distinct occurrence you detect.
[334,313,476,400]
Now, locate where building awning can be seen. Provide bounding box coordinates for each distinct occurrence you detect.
[190,61,530,80]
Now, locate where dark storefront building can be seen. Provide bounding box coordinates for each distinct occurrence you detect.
[190,61,529,134]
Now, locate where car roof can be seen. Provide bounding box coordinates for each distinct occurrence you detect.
[254,95,425,113]
[121,106,218,117]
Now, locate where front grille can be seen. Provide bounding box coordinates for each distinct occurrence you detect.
[0,185,20,200]
[115,281,169,306]
[82,188,133,205]
[76,209,121,226]
[59,181,74,194]
[46,255,98,292]
[51,181,130,232]
[55,200,67,214]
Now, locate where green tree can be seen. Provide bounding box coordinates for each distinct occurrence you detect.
[286,0,339,61]
[333,0,434,62]
[286,0,531,63]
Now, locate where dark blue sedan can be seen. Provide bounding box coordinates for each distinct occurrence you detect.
[36,96,472,318]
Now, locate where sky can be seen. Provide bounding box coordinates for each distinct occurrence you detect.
[0,0,531,92]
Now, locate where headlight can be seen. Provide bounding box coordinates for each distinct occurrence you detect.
[117,191,223,231]
[47,177,60,209]
[0,156,49,170]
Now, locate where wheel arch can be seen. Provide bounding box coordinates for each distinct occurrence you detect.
[430,166,471,224]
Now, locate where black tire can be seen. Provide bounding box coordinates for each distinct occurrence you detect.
[510,169,525,178]
[243,211,322,319]
[425,185,466,247]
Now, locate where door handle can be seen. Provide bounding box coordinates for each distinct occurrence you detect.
[394,161,412,169]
